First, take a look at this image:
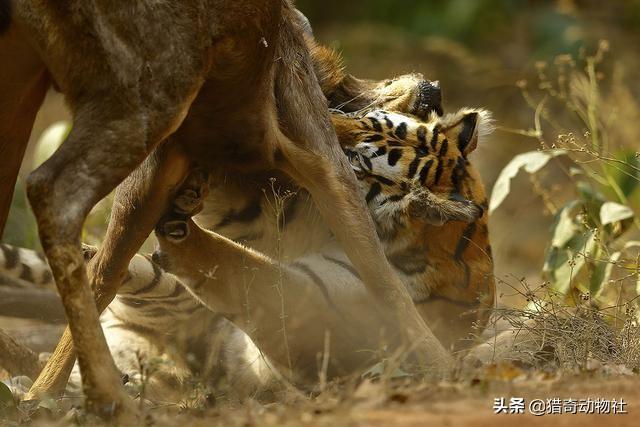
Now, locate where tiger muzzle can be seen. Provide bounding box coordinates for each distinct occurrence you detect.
[412,80,443,118]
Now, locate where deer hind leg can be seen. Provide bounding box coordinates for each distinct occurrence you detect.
[26,139,191,409]
[23,83,199,419]
[0,25,50,235]
[272,26,451,375]
[275,139,452,372]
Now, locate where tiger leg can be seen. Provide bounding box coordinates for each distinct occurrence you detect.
[0,242,186,322]
[0,240,195,400]
[156,207,401,388]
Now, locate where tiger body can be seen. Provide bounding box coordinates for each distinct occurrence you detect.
[0,108,494,402]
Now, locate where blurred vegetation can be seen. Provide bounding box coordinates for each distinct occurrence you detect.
[487,43,640,316]
[299,0,640,58]
[3,0,640,309]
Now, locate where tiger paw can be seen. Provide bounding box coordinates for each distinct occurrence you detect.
[407,187,480,225]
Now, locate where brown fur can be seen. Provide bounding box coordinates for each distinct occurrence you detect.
[0,0,447,419]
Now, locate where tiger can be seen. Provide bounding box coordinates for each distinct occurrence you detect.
[0,106,494,402]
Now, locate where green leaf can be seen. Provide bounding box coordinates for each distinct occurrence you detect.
[489,150,566,213]
[361,361,410,380]
[603,149,640,198]
[544,229,596,294]
[523,299,544,313]
[0,382,15,409]
[550,200,582,248]
[590,250,620,296]
[600,202,634,225]
[389,367,411,379]
[569,167,584,177]
[38,398,59,412]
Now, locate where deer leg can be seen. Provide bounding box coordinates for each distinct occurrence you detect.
[23,83,198,419]
[274,26,451,375]
[0,329,44,379]
[276,137,451,374]
[25,141,191,405]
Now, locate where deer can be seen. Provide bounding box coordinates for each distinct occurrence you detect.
[0,0,449,420]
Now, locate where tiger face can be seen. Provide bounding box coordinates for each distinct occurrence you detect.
[334,108,492,235]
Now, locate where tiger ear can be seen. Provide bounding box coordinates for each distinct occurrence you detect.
[440,108,493,157]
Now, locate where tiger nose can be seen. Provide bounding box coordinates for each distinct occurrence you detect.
[412,80,443,118]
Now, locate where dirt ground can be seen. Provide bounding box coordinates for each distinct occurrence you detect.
[3,366,638,426]
[142,373,639,427]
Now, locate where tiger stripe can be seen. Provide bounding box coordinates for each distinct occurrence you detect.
[321,254,361,279]
[291,261,338,311]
